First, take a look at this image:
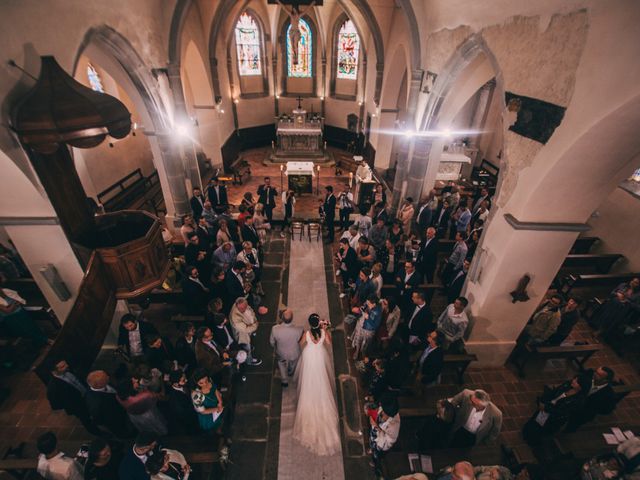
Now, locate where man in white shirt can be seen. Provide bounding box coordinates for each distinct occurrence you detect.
[447,389,502,447]
[340,225,361,250]
[368,395,401,476]
[230,297,262,366]
[36,432,84,480]
[337,185,355,230]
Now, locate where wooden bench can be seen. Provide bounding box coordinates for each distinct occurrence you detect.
[98,169,147,212]
[141,170,165,215]
[443,353,478,384]
[560,272,640,295]
[230,159,251,185]
[511,343,603,378]
[171,313,204,323]
[560,254,623,274]
[570,236,599,254]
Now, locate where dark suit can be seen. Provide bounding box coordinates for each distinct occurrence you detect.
[167,386,199,434]
[417,345,444,384]
[395,268,423,313]
[47,375,101,435]
[257,184,277,222]
[566,370,617,431]
[118,448,150,480]
[406,304,434,344]
[196,225,215,251]
[240,224,260,247]
[416,237,439,283]
[339,246,359,287]
[207,184,228,212]
[224,270,246,310]
[212,323,237,350]
[195,339,225,379]
[182,277,210,314]
[117,320,158,358]
[190,194,206,220]
[145,338,176,372]
[417,204,433,234]
[433,206,452,237]
[323,193,337,241]
[175,336,197,373]
[446,268,467,304]
[185,242,210,277]
[85,388,132,438]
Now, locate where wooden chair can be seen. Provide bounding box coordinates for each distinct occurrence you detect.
[291,221,304,240]
[308,222,321,242]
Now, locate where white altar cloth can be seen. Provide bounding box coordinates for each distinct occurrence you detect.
[285,161,315,176]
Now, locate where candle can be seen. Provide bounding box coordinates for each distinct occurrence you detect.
[349,172,353,187]
[280,164,284,172]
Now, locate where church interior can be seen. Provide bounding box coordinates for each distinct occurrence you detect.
[0,0,640,479]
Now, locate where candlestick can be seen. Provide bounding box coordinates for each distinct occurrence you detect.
[349,172,353,188]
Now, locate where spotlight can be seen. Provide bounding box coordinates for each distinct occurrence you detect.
[234,98,239,104]
[176,125,189,137]
[404,130,414,138]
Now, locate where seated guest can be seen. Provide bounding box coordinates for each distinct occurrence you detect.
[547,296,581,345]
[351,294,383,360]
[395,261,423,314]
[523,294,562,345]
[522,375,589,445]
[368,394,401,476]
[446,259,470,304]
[356,237,376,269]
[116,376,168,437]
[167,369,199,435]
[437,297,470,353]
[181,266,209,314]
[201,201,217,228]
[441,231,467,285]
[589,277,640,330]
[212,241,236,271]
[191,368,230,441]
[145,334,176,373]
[448,389,502,447]
[119,433,158,480]
[184,233,210,279]
[336,237,359,293]
[86,370,133,439]
[417,330,445,386]
[145,447,191,480]
[369,217,388,251]
[174,322,197,374]
[405,291,434,347]
[416,399,455,452]
[230,297,262,366]
[84,438,124,480]
[36,431,84,480]
[566,366,616,432]
[194,326,230,385]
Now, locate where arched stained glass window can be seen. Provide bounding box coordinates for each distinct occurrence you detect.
[235,12,262,76]
[287,18,312,78]
[337,19,359,80]
[87,63,104,92]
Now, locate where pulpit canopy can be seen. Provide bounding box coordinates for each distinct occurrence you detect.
[11,56,131,154]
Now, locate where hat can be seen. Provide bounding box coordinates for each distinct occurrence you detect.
[86,370,109,389]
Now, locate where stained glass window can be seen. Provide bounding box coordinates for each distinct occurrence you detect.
[287,18,312,78]
[87,63,104,92]
[337,20,359,80]
[235,12,262,76]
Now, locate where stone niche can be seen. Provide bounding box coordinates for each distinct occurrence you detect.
[93,210,169,299]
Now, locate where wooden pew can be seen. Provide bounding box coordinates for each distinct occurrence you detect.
[511,343,603,378]
[560,272,640,295]
[443,353,478,384]
[98,169,147,212]
[560,254,623,274]
[570,236,599,254]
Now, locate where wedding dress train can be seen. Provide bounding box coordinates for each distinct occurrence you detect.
[292,330,341,456]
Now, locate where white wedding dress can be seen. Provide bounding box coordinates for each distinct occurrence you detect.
[292,329,341,456]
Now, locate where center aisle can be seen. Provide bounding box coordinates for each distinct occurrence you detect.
[277,238,346,480]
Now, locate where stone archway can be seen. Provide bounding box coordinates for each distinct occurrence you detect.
[75,25,190,224]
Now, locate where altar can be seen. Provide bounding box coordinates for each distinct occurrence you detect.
[437,152,472,181]
[285,161,315,195]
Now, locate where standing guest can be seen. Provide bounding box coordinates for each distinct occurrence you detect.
[201,201,217,228]
[184,233,210,279]
[167,369,200,435]
[387,221,404,249]
[365,358,389,403]
[356,237,376,269]
[116,377,168,436]
[182,266,210,314]
[84,438,124,480]
[370,263,384,297]
[253,203,271,243]
[337,185,354,231]
[0,273,49,347]
[378,297,401,346]
[416,196,434,238]
[174,322,197,374]
[353,206,373,239]
[351,295,383,360]
[189,187,206,221]
[194,327,230,384]
[446,259,470,304]
[368,394,400,476]
[215,218,233,247]
[237,241,261,282]
[206,177,228,213]
[323,186,337,242]
[454,201,472,237]
[240,216,260,248]
[417,330,445,386]
[372,202,389,226]
[547,296,581,345]
[566,366,617,432]
[257,177,277,222]
[36,431,84,480]
[369,217,389,251]
[179,215,196,245]
[281,190,296,237]
[191,368,230,441]
[119,433,157,480]
[395,261,423,313]
[212,242,236,271]
[224,261,248,306]
[236,204,250,228]
[46,359,102,436]
[472,187,492,213]
[437,297,470,353]
[441,232,467,285]
[448,389,503,447]
[144,448,191,480]
[240,191,256,214]
[522,376,588,445]
[464,229,481,260]
[336,238,359,292]
[118,314,158,360]
[145,334,176,373]
[195,217,215,252]
[405,291,434,347]
[397,197,415,235]
[229,297,263,366]
[270,309,303,387]
[211,306,239,353]
[86,370,133,439]
[416,227,439,283]
[379,239,400,284]
[351,268,376,308]
[416,399,455,452]
[209,269,229,308]
[433,199,452,239]
[470,201,490,230]
[340,224,362,250]
[370,183,387,209]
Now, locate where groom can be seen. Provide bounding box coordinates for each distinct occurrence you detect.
[270,309,303,387]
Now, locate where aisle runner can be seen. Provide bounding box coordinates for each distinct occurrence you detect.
[277,239,345,480]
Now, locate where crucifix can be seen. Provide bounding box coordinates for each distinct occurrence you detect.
[296,95,303,109]
[276,0,316,64]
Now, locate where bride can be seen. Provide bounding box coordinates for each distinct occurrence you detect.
[292,314,341,456]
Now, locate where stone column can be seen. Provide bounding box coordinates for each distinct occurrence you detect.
[391,136,412,210]
[467,79,495,168]
[154,132,190,228]
[463,212,588,366]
